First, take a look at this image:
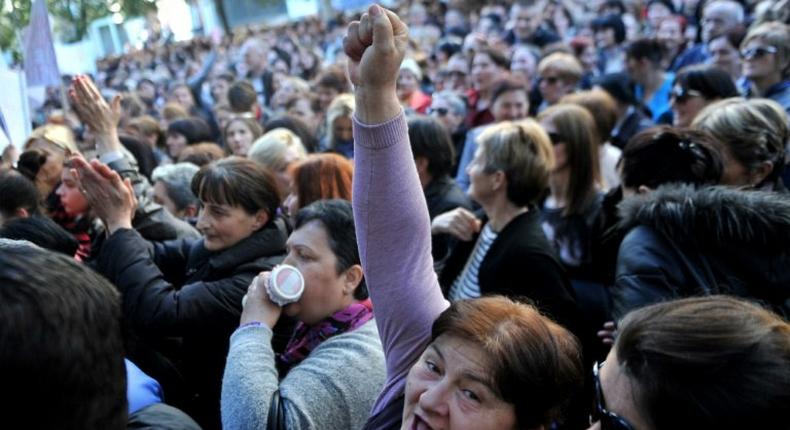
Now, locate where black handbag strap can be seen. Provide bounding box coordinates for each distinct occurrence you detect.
[267,390,286,430]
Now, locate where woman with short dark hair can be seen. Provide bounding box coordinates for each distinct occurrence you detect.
[72,155,289,429]
[222,199,385,429]
[166,117,212,159]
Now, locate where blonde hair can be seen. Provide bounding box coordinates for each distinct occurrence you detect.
[278,76,311,95]
[537,53,584,84]
[326,93,356,149]
[742,21,790,78]
[24,124,78,154]
[248,128,308,172]
[476,119,555,206]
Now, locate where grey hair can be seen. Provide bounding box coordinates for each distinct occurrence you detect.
[705,0,745,23]
[151,162,201,211]
[433,91,468,117]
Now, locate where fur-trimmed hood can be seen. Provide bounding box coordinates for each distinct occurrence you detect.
[618,185,790,254]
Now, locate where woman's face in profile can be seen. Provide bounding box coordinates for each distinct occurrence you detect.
[281,220,356,326]
[586,349,649,430]
[402,334,517,430]
[56,168,90,217]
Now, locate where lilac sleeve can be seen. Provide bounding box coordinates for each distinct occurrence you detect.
[352,111,450,414]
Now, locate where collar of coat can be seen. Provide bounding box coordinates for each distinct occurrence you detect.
[206,216,289,271]
[617,184,790,254]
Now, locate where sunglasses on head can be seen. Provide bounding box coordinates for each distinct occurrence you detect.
[670,86,704,103]
[741,45,777,60]
[591,361,637,430]
[428,107,449,116]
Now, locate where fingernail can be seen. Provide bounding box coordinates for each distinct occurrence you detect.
[369,4,381,16]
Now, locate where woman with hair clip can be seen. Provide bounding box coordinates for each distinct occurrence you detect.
[611,126,790,320]
[342,6,585,430]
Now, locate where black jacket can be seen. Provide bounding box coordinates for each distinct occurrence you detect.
[613,185,790,320]
[439,209,580,331]
[96,219,288,429]
[425,175,473,269]
[610,108,654,150]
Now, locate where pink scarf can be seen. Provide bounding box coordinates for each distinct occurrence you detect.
[276,299,373,375]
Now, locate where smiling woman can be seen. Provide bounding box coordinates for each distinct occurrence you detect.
[75,156,288,429]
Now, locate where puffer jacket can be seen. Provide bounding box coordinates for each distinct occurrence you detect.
[96,218,289,430]
[613,185,790,320]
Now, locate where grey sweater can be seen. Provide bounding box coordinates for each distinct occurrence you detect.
[221,320,385,430]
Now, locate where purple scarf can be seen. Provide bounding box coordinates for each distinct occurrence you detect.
[277,299,374,375]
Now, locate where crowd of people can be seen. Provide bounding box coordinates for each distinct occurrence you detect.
[1,0,790,429]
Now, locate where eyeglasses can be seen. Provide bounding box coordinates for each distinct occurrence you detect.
[428,107,450,116]
[547,132,563,145]
[447,70,467,78]
[740,46,777,60]
[591,361,637,430]
[670,86,704,103]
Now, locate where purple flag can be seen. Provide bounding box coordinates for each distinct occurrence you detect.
[24,0,61,87]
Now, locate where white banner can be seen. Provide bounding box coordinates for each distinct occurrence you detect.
[0,70,32,151]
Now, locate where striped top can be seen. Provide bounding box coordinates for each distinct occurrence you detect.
[448,223,498,301]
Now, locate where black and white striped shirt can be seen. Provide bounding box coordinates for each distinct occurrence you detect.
[447,224,497,301]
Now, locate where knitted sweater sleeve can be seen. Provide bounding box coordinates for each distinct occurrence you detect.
[352,111,450,415]
[221,321,386,430]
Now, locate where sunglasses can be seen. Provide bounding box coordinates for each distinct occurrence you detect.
[428,107,449,116]
[740,45,777,60]
[670,86,704,103]
[541,76,561,85]
[547,132,563,145]
[591,361,637,430]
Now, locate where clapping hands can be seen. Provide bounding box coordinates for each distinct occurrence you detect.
[69,154,137,235]
[69,75,121,135]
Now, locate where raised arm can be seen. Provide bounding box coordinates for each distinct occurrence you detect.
[346,5,449,412]
[70,76,198,240]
